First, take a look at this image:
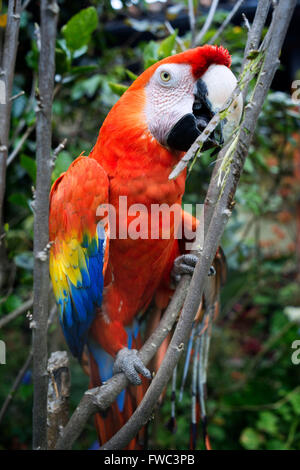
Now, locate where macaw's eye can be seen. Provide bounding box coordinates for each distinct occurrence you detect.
[160,71,171,82]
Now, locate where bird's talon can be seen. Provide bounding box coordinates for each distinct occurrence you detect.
[171,254,199,284]
[113,347,151,385]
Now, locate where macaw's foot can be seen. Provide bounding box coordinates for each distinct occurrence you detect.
[171,253,216,284]
[113,347,152,385]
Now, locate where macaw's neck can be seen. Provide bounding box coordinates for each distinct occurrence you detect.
[90,88,187,204]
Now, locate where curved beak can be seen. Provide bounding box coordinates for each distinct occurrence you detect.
[166,65,242,153]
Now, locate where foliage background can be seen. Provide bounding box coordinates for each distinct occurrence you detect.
[0,0,300,450]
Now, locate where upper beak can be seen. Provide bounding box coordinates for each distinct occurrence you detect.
[166,66,242,154]
[166,78,223,153]
[192,78,223,151]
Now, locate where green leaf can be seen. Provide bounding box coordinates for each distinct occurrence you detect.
[70,65,98,76]
[288,393,300,416]
[244,156,254,173]
[62,7,98,51]
[4,294,22,313]
[108,82,128,97]
[143,41,159,69]
[126,69,138,81]
[240,428,263,450]
[257,411,279,435]
[20,154,36,183]
[8,193,29,209]
[71,74,102,100]
[55,47,70,75]
[158,32,177,59]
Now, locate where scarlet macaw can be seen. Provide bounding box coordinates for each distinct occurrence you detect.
[49,45,242,448]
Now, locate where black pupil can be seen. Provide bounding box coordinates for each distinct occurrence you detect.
[163,73,169,79]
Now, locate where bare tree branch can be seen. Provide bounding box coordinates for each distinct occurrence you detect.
[165,21,186,51]
[0,0,22,287]
[208,0,247,44]
[242,0,271,62]
[188,0,196,47]
[32,0,59,450]
[98,0,296,450]
[194,0,219,46]
[6,123,35,166]
[0,297,33,328]
[0,0,21,228]
[47,351,70,449]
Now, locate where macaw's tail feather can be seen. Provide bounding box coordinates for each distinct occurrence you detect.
[87,320,148,449]
[177,248,226,450]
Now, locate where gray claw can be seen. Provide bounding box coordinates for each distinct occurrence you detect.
[171,254,198,283]
[113,347,151,385]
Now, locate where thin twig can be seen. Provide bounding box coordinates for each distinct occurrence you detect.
[165,21,186,51]
[50,138,67,168]
[6,123,35,166]
[0,296,57,425]
[10,90,25,101]
[194,0,219,46]
[0,350,33,425]
[188,0,196,47]
[32,0,59,450]
[0,297,33,328]
[208,0,246,44]
[242,13,251,33]
[21,0,32,12]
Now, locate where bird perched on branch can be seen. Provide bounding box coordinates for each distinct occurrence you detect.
[49,45,242,449]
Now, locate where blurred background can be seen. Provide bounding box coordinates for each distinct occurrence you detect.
[0,0,300,450]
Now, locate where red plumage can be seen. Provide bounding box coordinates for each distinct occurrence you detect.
[49,45,231,449]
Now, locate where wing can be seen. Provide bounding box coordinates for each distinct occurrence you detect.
[49,155,109,359]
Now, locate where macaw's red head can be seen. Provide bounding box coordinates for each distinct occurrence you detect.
[137,45,242,152]
[98,45,243,157]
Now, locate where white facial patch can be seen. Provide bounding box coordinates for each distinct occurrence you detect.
[201,64,243,141]
[145,63,195,146]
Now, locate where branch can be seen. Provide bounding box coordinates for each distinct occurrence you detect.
[32,0,59,450]
[0,0,22,288]
[6,123,35,166]
[188,0,196,47]
[165,21,186,51]
[208,0,246,44]
[194,0,219,46]
[0,0,22,231]
[0,350,33,425]
[47,351,70,449]
[240,0,271,100]
[98,0,296,450]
